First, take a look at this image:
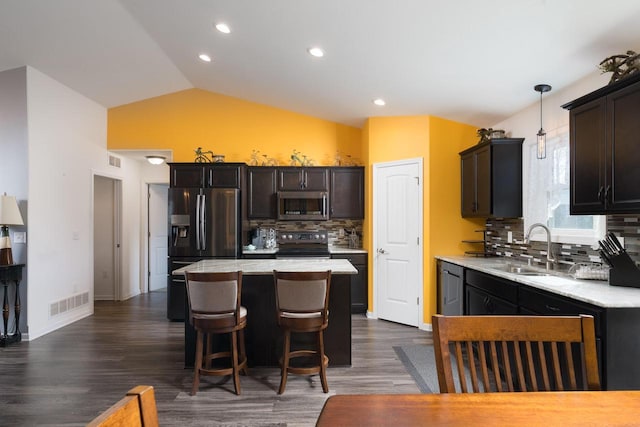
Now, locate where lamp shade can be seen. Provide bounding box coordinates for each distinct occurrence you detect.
[0,194,24,226]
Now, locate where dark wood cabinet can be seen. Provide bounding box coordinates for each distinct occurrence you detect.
[464,269,518,315]
[204,164,242,188]
[329,167,364,219]
[331,253,368,314]
[456,262,640,390]
[247,166,364,219]
[438,261,464,316]
[278,167,329,190]
[563,74,640,214]
[247,167,278,218]
[169,163,243,189]
[460,138,523,218]
[170,163,206,188]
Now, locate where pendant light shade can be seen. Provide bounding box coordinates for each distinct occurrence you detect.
[534,84,552,159]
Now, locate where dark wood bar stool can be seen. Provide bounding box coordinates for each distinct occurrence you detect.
[185,271,247,395]
[273,270,331,394]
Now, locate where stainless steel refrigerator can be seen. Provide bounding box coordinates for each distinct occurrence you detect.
[167,187,240,320]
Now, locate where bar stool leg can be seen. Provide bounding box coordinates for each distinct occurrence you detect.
[279,330,291,394]
[318,331,329,393]
[191,330,204,396]
[239,328,248,375]
[231,330,241,395]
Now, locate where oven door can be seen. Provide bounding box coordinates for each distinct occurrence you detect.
[276,243,330,259]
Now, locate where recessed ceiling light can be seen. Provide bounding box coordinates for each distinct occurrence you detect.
[373,98,386,106]
[215,23,231,34]
[308,47,324,58]
[199,53,212,62]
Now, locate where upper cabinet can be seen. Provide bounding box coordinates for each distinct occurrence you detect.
[330,167,364,219]
[169,163,244,188]
[562,73,640,214]
[277,167,329,191]
[247,166,364,219]
[459,138,524,218]
[247,166,278,218]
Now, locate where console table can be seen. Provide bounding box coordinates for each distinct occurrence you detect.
[0,263,25,346]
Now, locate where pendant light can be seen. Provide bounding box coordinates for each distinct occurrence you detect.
[534,84,552,159]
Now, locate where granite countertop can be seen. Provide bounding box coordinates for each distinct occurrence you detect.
[173,258,358,275]
[437,255,640,308]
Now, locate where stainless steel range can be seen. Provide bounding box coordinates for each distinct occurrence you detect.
[276,230,330,258]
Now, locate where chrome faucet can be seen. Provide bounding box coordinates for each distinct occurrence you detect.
[524,223,556,270]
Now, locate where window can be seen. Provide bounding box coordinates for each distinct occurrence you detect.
[523,126,605,245]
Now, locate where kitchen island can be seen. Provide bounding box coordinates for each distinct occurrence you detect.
[173,258,357,368]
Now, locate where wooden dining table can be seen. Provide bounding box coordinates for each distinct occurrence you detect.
[315,391,640,426]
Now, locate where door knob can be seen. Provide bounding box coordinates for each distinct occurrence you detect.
[377,248,387,254]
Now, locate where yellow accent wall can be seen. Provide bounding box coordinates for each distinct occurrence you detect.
[109,87,481,327]
[107,89,362,165]
[364,115,481,326]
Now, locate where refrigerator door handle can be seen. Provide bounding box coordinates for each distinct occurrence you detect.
[200,193,207,251]
[195,194,201,250]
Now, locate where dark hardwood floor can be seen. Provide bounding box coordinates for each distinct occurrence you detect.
[0,291,431,426]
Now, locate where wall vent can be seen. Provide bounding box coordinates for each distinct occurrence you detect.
[108,154,121,168]
[49,291,90,318]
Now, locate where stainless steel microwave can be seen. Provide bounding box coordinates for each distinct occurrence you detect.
[277,191,329,220]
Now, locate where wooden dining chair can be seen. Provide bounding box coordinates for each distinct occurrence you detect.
[86,385,159,427]
[185,271,248,395]
[273,270,331,394]
[432,314,600,393]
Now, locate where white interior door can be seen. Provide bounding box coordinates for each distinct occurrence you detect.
[148,184,168,292]
[93,175,122,301]
[374,158,423,326]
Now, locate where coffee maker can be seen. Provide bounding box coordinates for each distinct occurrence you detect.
[250,227,276,249]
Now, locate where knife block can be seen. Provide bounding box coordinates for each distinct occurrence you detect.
[608,253,640,288]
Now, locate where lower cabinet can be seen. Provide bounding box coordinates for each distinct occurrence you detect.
[464,269,518,315]
[460,265,640,390]
[331,253,368,314]
[438,261,464,315]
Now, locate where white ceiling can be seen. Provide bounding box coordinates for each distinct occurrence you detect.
[2,0,640,128]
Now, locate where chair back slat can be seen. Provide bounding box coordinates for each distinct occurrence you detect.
[512,341,526,391]
[500,341,515,392]
[432,315,601,393]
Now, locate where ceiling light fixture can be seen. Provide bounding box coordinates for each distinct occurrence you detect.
[145,155,166,165]
[198,53,212,62]
[307,47,324,58]
[215,23,231,34]
[534,84,552,159]
[373,98,386,106]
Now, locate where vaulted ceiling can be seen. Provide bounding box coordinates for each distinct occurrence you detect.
[2,0,640,128]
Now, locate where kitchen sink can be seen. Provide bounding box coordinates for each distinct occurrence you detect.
[491,264,550,276]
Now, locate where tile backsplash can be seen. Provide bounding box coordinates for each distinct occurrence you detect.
[247,219,363,248]
[483,215,640,270]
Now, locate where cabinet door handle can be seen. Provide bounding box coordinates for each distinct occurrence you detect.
[605,185,612,206]
[545,304,561,312]
[597,186,604,204]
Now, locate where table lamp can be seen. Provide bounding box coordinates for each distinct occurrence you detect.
[0,193,24,266]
